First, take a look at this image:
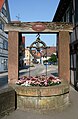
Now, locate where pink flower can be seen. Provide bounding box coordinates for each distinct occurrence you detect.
[16,75,61,86]
[52,80,57,83]
[44,81,48,86]
[56,78,61,82]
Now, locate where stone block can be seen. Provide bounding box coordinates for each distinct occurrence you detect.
[0,86,15,118]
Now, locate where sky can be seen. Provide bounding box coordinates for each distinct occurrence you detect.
[8,0,60,47]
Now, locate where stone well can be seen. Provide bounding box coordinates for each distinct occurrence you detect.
[14,80,70,110]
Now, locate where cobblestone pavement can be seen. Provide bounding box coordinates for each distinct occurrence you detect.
[1,86,78,119]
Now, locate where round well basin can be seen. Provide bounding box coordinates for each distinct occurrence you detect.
[14,80,70,110]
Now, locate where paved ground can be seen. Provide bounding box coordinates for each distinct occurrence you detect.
[1,86,78,119]
[1,65,78,119]
[0,64,58,89]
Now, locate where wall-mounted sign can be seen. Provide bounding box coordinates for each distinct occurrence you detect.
[32,23,46,32]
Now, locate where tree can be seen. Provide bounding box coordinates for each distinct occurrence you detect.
[48,54,57,63]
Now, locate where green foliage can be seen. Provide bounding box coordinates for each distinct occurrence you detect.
[48,54,57,63]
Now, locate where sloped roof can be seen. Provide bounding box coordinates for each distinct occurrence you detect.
[0,0,4,11]
[42,46,56,57]
[53,0,71,22]
[32,46,56,58]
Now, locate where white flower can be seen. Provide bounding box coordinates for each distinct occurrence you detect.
[21,81,30,86]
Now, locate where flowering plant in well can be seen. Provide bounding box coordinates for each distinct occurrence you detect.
[16,75,61,87]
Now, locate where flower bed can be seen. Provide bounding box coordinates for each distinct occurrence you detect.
[16,75,61,87]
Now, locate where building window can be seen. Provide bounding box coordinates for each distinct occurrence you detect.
[0,42,3,49]
[75,0,78,23]
[66,10,70,22]
[69,1,73,23]
[2,7,7,17]
[0,21,4,30]
[64,14,66,22]
[3,40,8,50]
